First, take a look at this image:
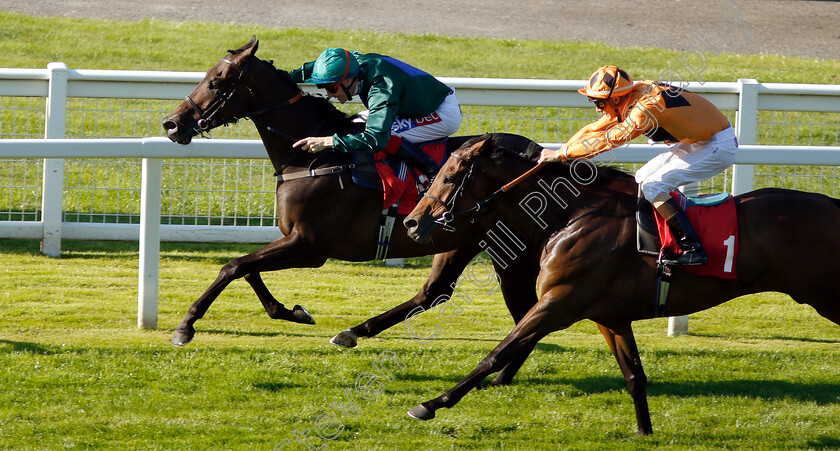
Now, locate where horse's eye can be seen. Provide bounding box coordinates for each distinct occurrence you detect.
[208,80,220,90]
[443,175,456,184]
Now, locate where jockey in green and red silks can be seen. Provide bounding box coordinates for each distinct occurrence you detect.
[289,48,461,176]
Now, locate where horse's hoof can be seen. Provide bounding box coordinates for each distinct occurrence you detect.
[407,404,435,421]
[330,330,358,348]
[171,326,195,347]
[292,305,315,325]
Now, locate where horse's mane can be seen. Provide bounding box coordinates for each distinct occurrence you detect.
[255,56,355,130]
[475,133,634,186]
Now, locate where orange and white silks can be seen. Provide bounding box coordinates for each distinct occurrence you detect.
[563,81,731,160]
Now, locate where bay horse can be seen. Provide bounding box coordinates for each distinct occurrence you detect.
[402,134,840,435]
[160,37,544,353]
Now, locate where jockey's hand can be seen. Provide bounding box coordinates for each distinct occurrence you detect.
[293,136,334,153]
[538,148,566,164]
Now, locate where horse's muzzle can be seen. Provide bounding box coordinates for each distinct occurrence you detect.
[403,213,438,243]
[162,115,194,145]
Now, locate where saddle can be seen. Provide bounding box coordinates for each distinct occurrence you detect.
[637,189,739,316]
[350,139,449,260]
[351,139,449,214]
[637,189,738,278]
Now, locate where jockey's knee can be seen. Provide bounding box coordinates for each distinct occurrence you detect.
[639,181,673,204]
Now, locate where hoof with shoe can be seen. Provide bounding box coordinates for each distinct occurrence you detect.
[330,330,358,348]
[171,326,195,347]
[292,305,315,324]
[407,404,435,421]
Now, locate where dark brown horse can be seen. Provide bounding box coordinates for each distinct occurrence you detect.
[403,134,840,435]
[160,37,544,354]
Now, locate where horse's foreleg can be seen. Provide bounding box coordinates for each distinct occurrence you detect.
[171,267,238,346]
[597,322,652,436]
[172,232,325,346]
[331,244,482,348]
[408,293,566,421]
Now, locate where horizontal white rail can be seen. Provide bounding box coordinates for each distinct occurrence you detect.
[0,221,280,243]
[3,65,840,110]
[3,137,840,165]
[0,137,266,158]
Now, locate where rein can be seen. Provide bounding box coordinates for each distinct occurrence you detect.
[426,155,546,231]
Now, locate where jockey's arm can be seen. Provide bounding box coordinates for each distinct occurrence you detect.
[332,85,398,153]
[563,108,651,160]
[288,61,315,84]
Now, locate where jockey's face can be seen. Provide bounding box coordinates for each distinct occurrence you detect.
[597,96,628,119]
[326,77,357,104]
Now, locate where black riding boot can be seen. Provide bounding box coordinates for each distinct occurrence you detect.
[393,139,440,179]
[656,197,708,266]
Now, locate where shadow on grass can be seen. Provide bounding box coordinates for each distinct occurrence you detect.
[173,327,529,345]
[501,374,840,405]
[0,240,441,269]
[807,437,840,449]
[687,331,840,344]
[0,239,257,262]
[0,339,60,355]
[173,327,323,339]
[253,381,309,391]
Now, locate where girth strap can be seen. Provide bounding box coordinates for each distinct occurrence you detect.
[276,162,372,182]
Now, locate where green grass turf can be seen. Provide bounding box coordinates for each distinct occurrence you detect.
[2,239,840,449]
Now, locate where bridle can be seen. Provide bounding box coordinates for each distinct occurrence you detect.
[187,57,306,139]
[184,56,323,173]
[422,153,503,231]
[422,148,548,232]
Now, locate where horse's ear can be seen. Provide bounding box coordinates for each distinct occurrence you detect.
[229,36,259,58]
[241,36,258,55]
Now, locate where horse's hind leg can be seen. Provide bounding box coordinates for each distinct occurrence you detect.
[172,231,326,346]
[331,244,482,348]
[597,323,652,436]
[408,290,568,421]
[243,272,315,324]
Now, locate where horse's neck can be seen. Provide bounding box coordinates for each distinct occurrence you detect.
[492,162,637,239]
[255,96,356,171]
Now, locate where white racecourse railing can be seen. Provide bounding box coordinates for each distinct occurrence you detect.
[2,63,840,329]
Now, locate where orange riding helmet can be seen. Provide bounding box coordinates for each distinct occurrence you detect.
[578,66,634,99]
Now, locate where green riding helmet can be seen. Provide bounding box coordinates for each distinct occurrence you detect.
[305,48,360,85]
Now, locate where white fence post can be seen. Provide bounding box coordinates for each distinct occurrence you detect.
[732,79,759,195]
[138,157,162,329]
[668,316,690,337]
[41,62,68,257]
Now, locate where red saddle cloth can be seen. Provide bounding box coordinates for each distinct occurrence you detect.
[372,137,447,215]
[654,191,739,279]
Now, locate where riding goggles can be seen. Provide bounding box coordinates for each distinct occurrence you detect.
[588,97,609,109]
[317,82,341,94]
